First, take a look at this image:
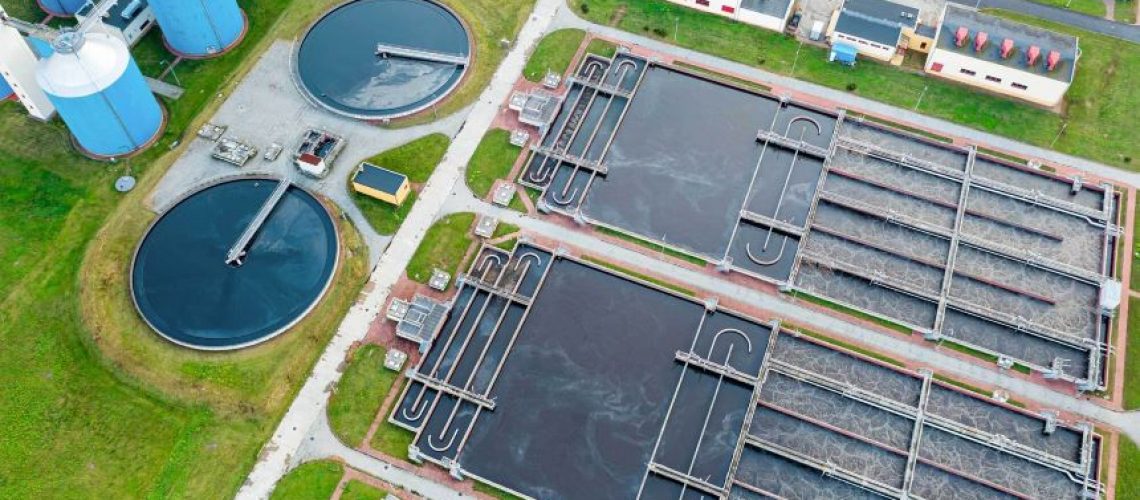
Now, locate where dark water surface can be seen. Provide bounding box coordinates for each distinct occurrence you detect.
[296,0,469,118]
[132,179,338,349]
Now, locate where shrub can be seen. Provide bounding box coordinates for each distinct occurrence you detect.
[652,27,668,37]
[846,83,858,91]
[580,2,589,13]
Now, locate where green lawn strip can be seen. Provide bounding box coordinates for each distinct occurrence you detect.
[392,0,535,127]
[491,222,521,251]
[570,0,1140,169]
[585,37,619,58]
[328,345,401,447]
[850,112,953,144]
[1025,0,1107,17]
[1132,194,1140,290]
[581,255,696,296]
[362,134,450,184]
[368,379,416,460]
[594,225,707,266]
[507,192,528,213]
[341,479,388,500]
[976,146,1030,165]
[524,186,543,206]
[673,61,772,94]
[474,480,526,500]
[931,372,1025,407]
[524,29,587,82]
[1124,296,1140,409]
[467,129,523,199]
[787,290,913,335]
[353,190,418,235]
[407,213,477,284]
[938,339,1033,374]
[495,238,520,251]
[1120,435,1140,497]
[270,460,344,500]
[1116,0,1137,23]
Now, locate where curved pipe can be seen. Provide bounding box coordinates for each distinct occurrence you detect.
[428,428,459,452]
[785,115,823,137]
[745,236,789,266]
[512,251,544,272]
[708,328,753,357]
[475,253,505,278]
[401,396,431,422]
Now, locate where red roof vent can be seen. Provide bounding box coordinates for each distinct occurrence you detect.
[1000,38,1014,59]
[298,153,322,165]
[1027,45,1041,66]
[974,31,988,52]
[955,26,969,47]
[1047,50,1061,71]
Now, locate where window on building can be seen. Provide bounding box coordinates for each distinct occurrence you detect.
[920,42,928,50]
[721,4,735,13]
[985,75,1002,83]
[1011,82,1028,90]
[959,68,976,76]
[930,62,943,72]
[696,0,709,5]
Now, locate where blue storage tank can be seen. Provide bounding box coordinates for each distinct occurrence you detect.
[36,31,164,157]
[0,74,12,100]
[38,0,87,17]
[148,0,246,57]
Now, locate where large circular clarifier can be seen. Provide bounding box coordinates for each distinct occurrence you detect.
[296,0,470,119]
[131,178,339,350]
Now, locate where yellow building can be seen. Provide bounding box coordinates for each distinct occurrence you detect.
[352,162,410,206]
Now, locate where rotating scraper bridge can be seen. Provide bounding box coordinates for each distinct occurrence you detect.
[388,241,1103,500]
[518,51,1120,392]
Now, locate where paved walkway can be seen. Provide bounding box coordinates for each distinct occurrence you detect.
[234,1,562,497]
[446,196,1140,442]
[950,0,1140,42]
[552,6,1140,188]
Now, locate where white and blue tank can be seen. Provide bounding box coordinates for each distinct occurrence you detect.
[148,0,245,57]
[35,30,163,157]
[38,0,88,17]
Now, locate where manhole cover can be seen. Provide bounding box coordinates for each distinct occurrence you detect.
[115,176,137,192]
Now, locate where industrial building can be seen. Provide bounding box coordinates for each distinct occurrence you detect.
[352,162,411,206]
[147,0,246,57]
[0,6,56,120]
[924,4,1078,106]
[663,0,794,32]
[77,0,156,47]
[827,0,935,65]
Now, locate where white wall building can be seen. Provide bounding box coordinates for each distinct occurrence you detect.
[924,4,1078,107]
[664,0,794,32]
[827,0,935,65]
[0,6,55,120]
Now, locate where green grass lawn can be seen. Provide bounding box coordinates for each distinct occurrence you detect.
[1125,296,1140,409]
[0,0,375,497]
[1027,0,1107,17]
[1116,0,1137,23]
[327,345,402,447]
[341,480,388,500]
[1120,435,1140,497]
[474,480,527,500]
[467,129,523,199]
[363,134,450,183]
[369,379,416,459]
[406,213,477,284]
[569,0,1140,169]
[525,29,587,81]
[351,134,449,234]
[270,460,344,500]
[586,37,619,58]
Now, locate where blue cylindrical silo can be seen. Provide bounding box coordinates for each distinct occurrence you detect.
[36,32,164,157]
[38,0,87,16]
[148,0,246,57]
[0,74,12,100]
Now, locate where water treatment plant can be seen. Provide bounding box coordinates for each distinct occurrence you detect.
[131,177,338,350]
[9,0,1140,497]
[295,0,471,120]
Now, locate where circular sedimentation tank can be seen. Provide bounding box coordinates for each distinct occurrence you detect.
[296,0,471,120]
[131,178,339,350]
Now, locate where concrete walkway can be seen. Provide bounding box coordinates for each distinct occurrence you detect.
[551,5,1140,188]
[234,0,562,497]
[445,195,1140,442]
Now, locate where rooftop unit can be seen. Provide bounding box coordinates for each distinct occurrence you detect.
[293,128,345,178]
[211,137,257,167]
[386,295,450,348]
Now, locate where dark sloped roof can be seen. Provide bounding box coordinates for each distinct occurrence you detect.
[835,0,920,46]
[354,162,407,195]
[936,5,1078,83]
[739,0,794,19]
